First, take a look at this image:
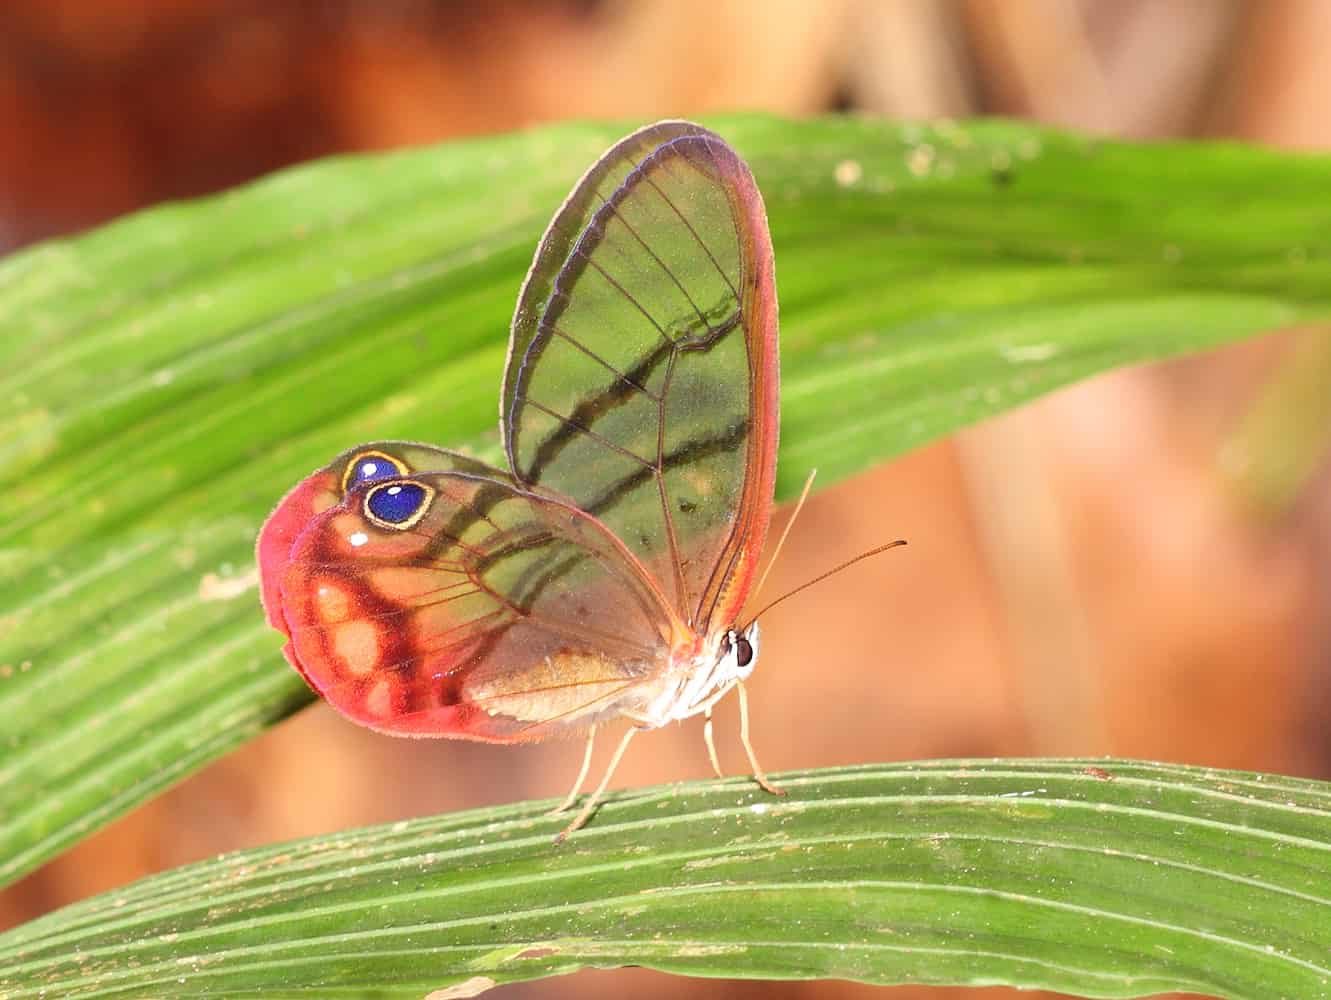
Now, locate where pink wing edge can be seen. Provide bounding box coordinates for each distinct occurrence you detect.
[696,132,780,631]
[256,469,341,687]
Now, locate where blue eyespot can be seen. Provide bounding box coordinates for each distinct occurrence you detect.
[365,481,430,527]
[345,451,404,489]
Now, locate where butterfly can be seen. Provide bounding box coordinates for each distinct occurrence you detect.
[259,120,785,839]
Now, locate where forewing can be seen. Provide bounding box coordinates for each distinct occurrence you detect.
[279,471,677,741]
[503,122,779,633]
[256,442,510,683]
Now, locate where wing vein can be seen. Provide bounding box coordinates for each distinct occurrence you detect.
[419,609,510,654]
[507,678,645,737]
[654,349,690,619]
[593,188,713,333]
[578,251,675,350]
[518,396,656,469]
[637,143,739,301]
[551,325,662,402]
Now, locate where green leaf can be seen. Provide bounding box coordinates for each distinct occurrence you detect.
[3,114,1330,893]
[2,761,1328,999]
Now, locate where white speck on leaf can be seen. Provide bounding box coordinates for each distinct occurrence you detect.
[907,144,935,177]
[834,160,862,187]
[198,568,259,602]
[1000,343,1058,364]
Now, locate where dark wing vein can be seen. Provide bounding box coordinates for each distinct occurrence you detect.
[637,141,739,302]
[426,482,516,562]
[519,396,657,469]
[419,609,509,654]
[523,338,675,480]
[502,678,645,737]
[307,585,484,627]
[578,250,675,349]
[551,325,661,401]
[585,418,750,520]
[593,188,712,333]
[654,349,690,618]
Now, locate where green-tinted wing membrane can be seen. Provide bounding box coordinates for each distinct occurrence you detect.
[279,471,676,741]
[503,122,778,634]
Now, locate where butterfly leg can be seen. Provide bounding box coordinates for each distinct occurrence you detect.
[547,723,597,817]
[738,681,785,796]
[554,725,639,844]
[703,706,724,779]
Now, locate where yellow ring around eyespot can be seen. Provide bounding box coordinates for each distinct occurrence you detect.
[340,449,409,494]
[362,480,436,531]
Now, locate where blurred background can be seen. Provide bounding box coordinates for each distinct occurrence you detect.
[2,2,1329,999]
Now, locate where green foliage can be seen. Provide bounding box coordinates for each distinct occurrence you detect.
[2,762,1328,999]
[2,115,1330,996]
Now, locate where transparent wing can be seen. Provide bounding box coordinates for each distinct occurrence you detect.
[503,121,779,633]
[257,442,512,686]
[278,470,680,741]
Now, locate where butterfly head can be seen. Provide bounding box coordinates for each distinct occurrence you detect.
[719,621,760,684]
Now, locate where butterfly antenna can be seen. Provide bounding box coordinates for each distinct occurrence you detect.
[744,539,907,627]
[749,468,818,609]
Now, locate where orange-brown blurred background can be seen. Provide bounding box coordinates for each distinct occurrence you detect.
[3,3,1330,999]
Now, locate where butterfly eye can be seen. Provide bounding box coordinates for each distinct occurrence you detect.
[364,481,433,529]
[734,637,754,668]
[342,450,407,492]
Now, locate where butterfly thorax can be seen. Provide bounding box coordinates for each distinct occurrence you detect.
[633,622,760,729]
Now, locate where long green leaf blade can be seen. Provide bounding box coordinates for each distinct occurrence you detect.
[1,761,1328,998]
[3,116,1330,889]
